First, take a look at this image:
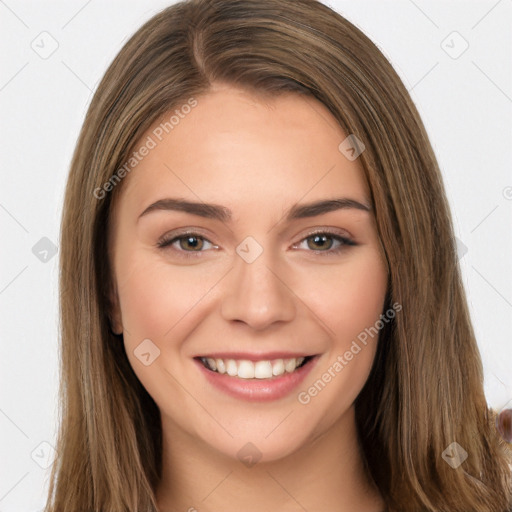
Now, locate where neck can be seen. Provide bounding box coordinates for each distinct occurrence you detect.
[155,405,384,512]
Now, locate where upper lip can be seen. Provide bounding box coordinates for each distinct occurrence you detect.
[194,352,316,362]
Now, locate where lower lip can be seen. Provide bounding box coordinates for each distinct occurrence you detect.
[194,356,319,402]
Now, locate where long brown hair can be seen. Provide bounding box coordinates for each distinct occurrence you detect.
[46,0,512,510]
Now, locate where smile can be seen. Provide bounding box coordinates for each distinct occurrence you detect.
[197,356,312,379]
[193,353,319,402]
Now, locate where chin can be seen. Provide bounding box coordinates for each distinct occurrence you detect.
[194,416,318,466]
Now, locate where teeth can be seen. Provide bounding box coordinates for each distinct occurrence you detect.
[226,359,238,376]
[272,359,285,376]
[254,360,273,379]
[284,358,296,373]
[201,356,309,379]
[238,360,255,379]
[215,358,225,374]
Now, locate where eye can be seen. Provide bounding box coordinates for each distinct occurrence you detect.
[157,229,355,259]
[156,232,217,258]
[293,230,356,256]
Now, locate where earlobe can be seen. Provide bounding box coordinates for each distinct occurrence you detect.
[109,320,123,336]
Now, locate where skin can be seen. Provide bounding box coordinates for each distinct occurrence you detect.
[109,82,389,512]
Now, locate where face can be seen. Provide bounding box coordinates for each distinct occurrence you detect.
[108,83,389,463]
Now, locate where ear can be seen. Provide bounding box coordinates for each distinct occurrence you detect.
[107,279,123,335]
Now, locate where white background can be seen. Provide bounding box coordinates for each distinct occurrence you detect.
[0,1,511,510]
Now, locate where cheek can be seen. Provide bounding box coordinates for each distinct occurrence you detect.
[115,249,218,340]
[114,251,219,409]
[302,248,388,343]
[294,251,388,432]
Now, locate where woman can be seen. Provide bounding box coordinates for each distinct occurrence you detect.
[45,0,512,510]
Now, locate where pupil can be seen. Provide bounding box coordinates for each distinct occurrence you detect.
[185,236,201,250]
[310,234,331,250]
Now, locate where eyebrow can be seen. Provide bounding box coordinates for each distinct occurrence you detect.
[137,196,372,223]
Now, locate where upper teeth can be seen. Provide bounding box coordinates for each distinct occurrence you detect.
[201,357,306,379]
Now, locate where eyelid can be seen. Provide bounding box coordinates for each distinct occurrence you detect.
[292,227,354,244]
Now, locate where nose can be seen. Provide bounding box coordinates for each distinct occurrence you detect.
[220,245,296,331]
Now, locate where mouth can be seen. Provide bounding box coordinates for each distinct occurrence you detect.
[193,352,320,401]
[195,355,315,379]
[193,353,319,401]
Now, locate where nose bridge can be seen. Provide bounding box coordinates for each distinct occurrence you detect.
[220,236,296,329]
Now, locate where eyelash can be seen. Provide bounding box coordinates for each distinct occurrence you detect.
[156,229,356,259]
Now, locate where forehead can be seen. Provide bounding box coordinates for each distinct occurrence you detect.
[115,85,370,220]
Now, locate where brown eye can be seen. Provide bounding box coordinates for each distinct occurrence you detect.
[157,232,217,258]
[177,235,205,251]
[307,234,335,251]
[295,231,356,256]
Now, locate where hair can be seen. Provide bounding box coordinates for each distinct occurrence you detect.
[45,0,512,510]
